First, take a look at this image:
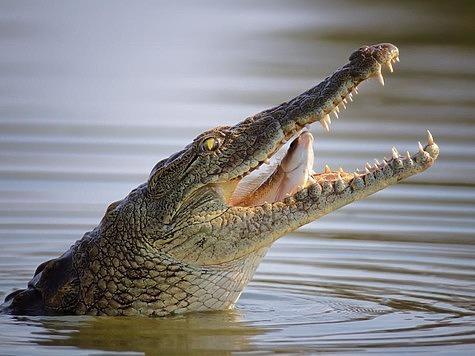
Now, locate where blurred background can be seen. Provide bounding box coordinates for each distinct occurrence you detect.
[0,0,474,354]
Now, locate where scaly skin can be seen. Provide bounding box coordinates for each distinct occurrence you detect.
[1,43,439,316]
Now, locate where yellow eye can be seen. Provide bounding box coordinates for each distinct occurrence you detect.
[202,137,220,152]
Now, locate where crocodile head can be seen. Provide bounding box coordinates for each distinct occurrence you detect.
[1,43,440,317]
[146,43,439,267]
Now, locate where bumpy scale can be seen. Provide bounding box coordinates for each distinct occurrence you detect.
[1,43,439,316]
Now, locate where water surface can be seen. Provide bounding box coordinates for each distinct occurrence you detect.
[1,0,474,354]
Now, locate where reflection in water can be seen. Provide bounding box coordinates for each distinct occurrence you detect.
[31,311,263,354]
[0,0,474,354]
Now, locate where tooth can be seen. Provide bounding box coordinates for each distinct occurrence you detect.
[324,164,332,173]
[365,162,372,170]
[320,119,330,132]
[333,110,339,119]
[376,69,385,86]
[335,106,340,113]
[406,151,411,160]
[341,101,347,109]
[343,98,348,104]
[392,147,399,159]
[427,130,434,145]
[374,159,380,166]
[338,167,344,173]
[395,56,400,62]
[348,93,353,102]
[365,167,371,174]
[418,141,424,153]
[356,168,361,174]
[354,87,359,94]
[387,61,394,73]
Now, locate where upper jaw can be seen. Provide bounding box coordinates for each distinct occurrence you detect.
[217,43,400,186]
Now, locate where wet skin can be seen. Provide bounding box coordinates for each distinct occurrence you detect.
[1,43,439,317]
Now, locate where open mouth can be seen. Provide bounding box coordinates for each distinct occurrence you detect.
[221,44,439,208]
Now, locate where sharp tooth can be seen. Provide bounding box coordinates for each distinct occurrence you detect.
[324,113,331,124]
[321,120,330,132]
[354,87,359,94]
[343,98,348,104]
[392,147,399,159]
[333,110,339,119]
[387,61,394,73]
[374,159,380,165]
[365,162,372,170]
[338,167,344,173]
[418,141,424,153]
[427,130,434,145]
[341,101,347,109]
[376,69,385,86]
[348,93,353,102]
[365,167,371,174]
[324,164,332,173]
[335,106,340,113]
[395,56,400,62]
[406,151,411,160]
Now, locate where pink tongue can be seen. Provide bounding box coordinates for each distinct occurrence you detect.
[231,131,314,206]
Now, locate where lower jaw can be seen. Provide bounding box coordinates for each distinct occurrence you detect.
[229,132,439,208]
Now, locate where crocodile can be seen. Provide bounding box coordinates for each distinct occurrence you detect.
[1,43,439,316]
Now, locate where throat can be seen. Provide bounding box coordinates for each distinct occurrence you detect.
[230,131,315,207]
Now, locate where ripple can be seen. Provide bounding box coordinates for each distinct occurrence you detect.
[1,0,475,354]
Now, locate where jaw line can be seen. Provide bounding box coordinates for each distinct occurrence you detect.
[210,44,402,207]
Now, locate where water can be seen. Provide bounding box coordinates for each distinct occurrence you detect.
[1,0,474,354]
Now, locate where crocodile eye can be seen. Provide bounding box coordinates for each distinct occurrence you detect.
[202,137,220,152]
